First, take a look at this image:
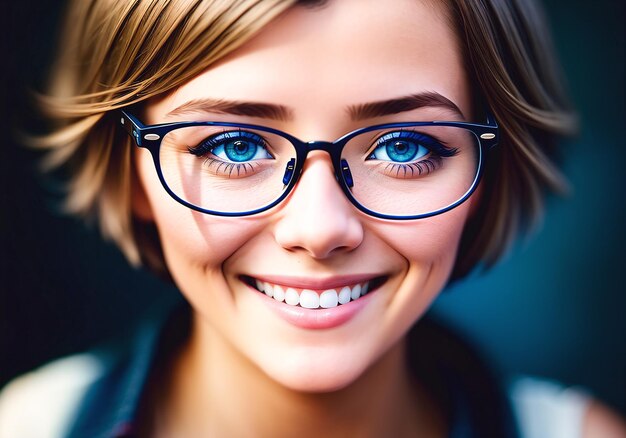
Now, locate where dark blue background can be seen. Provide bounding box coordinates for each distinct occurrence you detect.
[1,0,624,414]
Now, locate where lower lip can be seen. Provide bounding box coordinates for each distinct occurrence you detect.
[247,284,376,330]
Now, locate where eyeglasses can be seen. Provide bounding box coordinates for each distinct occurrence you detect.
[120,110,498,220]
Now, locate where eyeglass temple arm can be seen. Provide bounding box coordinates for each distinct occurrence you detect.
[119,110,147,146]
[481,110,499,149]
[485,110,498,128]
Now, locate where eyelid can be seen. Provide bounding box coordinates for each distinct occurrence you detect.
[214,130,267,144]
[188,129,271,157]
[364,129,437,157]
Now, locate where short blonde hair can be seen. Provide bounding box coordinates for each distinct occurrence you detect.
[32,0,576,281]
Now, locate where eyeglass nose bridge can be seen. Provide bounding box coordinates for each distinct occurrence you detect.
[288,140,353,188]
[306,140,335,152]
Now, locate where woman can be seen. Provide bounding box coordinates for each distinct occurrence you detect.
[0,0,624,436]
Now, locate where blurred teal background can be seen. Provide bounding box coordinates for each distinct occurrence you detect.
[1,0,624,415]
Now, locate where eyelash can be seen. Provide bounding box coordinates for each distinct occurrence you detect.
[187,130,270,177]
[384,158,442,178]
[199,158,260,177]
[367,130,458,178]
[184,128,458,180]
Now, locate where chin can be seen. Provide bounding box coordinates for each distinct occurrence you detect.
[267,367,365,394]
[257,348,372,394]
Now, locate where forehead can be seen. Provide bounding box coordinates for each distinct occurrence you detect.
[153,0,470,125]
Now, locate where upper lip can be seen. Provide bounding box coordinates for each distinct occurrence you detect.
[244,274,384,290]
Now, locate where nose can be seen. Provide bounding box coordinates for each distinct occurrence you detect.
[273,151,364,259]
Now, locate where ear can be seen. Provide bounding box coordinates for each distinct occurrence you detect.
[131,150,155,222]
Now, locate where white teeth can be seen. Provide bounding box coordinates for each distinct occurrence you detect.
[337,287,351,305]
[285,288,300,306]
[263,282,274,298]
[300,290,319,309]
[273,285,285,302]
[361,282,369,295]
[350,284,361,301]
[320,290,339,308]
[253,279,374,308]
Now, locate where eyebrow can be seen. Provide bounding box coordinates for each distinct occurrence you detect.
[166,98,293,121]
[165,91,464,122]
[347,91,465,121]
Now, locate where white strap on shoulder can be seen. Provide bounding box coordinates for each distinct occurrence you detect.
[510,376,591,438]
[0,354,104,438]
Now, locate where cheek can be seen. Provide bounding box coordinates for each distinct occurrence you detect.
[135,149,265,280]
[375,206,468,269]
[371,206,470,342]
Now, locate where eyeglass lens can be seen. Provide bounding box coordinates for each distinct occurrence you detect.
[157,125,480,217]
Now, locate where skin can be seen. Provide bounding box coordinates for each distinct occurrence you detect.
[140,0,468,384]
[135,0,468,436]
[583,401,626,438]
[131,0,625,436]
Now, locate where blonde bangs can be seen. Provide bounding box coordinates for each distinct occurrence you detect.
[33,0,297,269]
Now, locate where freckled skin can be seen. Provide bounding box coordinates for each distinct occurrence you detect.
[136,0,474,394]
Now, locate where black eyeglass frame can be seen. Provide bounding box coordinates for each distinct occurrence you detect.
[120,110,498,220]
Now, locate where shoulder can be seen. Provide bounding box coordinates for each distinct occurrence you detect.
[0,353,107,438]
[509,377,590,438]
[509,376,626,438]
[0,302,186,438]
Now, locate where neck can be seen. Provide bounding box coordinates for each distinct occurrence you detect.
[154,312,445,438]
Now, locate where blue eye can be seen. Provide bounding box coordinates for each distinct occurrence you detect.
[368,131,443,163]
[190,130,272,162]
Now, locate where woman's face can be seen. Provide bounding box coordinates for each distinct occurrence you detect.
[137,0,474,392]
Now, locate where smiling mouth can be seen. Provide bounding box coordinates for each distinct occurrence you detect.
[241,275,387,309]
